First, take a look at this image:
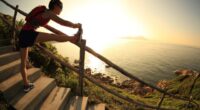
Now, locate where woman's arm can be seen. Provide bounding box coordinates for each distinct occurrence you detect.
[47,11,80,28]
[43,25,65,35]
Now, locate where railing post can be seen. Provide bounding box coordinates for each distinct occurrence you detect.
[187,96,193,108]
[156,92,166,110]
[79,39,86,96]
[11,5,18,51]
[187,73,200,108]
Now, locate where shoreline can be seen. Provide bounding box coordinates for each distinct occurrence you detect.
[84,67,199,96]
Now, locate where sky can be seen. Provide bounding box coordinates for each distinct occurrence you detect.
[0,0,200,48]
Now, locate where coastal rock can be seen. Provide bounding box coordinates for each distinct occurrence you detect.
[85,68,92,75]
[120,80,141,88]
[93,73,104,79]
[119,80,154,96]
[156,80,168,89]
[74,59,80,64]
[73,65,79,69]
[130,87,144,95]
[102,76,114,84]
[144,86,154,93]
[174,69,195,76]
[84,68,154,96]
[105,65,111,68]
[85,69,114,84]
[128,86,153,96]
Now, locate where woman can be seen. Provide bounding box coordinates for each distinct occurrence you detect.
[19,0,81,92]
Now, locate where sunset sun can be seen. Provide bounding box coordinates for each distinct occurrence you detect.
[51,0,147,50]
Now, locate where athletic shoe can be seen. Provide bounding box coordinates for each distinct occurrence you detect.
[24,83,34,93]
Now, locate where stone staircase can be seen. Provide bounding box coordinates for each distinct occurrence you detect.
[0,45,105,110]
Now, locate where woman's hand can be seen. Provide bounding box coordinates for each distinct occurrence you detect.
[73,23,81,28]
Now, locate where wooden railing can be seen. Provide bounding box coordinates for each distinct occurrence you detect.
[0,5,18,50]
[11,5,18,50]
[0,0,199,109]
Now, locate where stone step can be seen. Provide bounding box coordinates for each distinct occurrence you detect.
[87,104,106,110]
[65,96,88,110]
[0,59,20,83]
[0,68,42,102]
[0,45,13,55]
[0,52,20,66]
[40,87,71,110]
[11,76,56,110]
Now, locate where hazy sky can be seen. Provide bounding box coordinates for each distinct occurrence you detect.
[0,0,200,48]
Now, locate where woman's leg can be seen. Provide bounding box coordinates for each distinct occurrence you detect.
[20,47,29,86]
[20,33,78,85]
[35,32,78,43]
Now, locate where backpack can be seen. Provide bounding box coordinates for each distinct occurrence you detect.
[25,5,46,22]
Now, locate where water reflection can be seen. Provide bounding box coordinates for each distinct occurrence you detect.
[86,55,105,74]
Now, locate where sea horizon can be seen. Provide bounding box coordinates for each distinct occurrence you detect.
[53,38,200,85]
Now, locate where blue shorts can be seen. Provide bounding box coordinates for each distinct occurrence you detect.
[19,30,39,48]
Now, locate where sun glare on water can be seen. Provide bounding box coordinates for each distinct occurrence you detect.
[50,1,147,71]
[87,55,106,73]
[69,1,146,71]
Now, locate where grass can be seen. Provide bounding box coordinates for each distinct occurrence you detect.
[52,70,200,110]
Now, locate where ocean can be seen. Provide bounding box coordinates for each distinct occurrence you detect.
[53,39,200,85]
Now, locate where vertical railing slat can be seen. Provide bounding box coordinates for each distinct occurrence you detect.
[157,92,166,110]
[187,73,200,108]
[79,39,86,96]
[11,5,18,50]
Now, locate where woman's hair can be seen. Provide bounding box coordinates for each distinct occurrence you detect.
[49,0,63,10]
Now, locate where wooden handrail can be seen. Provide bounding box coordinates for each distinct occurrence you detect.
[0,0,199,109]
[36,44,173,110]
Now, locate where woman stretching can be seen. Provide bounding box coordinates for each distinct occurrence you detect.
[19,0,81,92]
